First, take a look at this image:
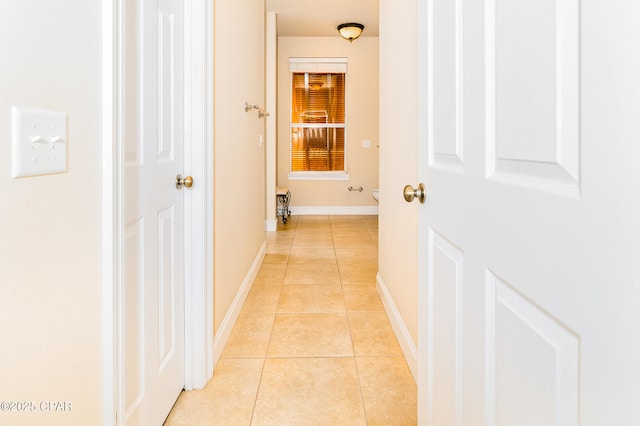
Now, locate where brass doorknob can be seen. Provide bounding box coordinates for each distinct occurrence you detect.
[176,174,194,189]
[403,183,426,204]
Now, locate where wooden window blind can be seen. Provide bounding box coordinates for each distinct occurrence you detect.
[290,70,346,172]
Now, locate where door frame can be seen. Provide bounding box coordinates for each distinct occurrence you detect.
[101,0,215,423]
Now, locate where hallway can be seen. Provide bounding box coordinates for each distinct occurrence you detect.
[165,215,416,425]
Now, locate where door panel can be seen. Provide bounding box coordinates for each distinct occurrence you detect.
[158,8,177,164]
[430,0,463,172]
[122,0,185,423]
[428,231,464,426]
[486,273,579,426]
[158,206,177,370]
[486,0,580,197]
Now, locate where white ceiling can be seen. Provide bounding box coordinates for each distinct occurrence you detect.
[266,0,379,37]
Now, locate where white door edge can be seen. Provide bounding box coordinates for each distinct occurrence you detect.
[101,0,215,423]
[416,0,429,425]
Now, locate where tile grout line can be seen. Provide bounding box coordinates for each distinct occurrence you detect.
[249,218,294,424]
[332,216,371,424]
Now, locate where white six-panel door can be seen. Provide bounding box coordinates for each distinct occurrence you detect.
[122,0,185,423]
[419,0,640,425]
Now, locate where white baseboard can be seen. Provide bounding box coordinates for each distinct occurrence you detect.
[265,219,277,232]
[213,240,267,365]
[290,205,379,216]
[376,272,418,381]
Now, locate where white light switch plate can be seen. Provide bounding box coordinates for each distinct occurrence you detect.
[362,139,371,148]
[12,107,68,178]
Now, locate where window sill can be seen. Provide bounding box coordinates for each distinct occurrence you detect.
[288,172,350,181]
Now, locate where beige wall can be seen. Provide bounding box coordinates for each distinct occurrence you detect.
[213,0,266,330]
[0,1,102,424]
[277,37,379,208]
[378,0,419,344]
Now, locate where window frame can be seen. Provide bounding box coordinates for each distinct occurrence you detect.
[288,57,349,181]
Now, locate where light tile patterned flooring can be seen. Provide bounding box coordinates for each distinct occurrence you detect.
[165,215,416,425]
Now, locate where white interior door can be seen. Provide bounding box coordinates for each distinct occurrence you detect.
[418,1,640,425]
[122,0,185,423]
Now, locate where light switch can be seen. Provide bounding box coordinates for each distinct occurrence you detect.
[12,107,68,178]
[362,139,371,148]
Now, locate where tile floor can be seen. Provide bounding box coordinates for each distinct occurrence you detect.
[164,215,417,425]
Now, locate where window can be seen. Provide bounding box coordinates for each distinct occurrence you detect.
[289,58,347,179]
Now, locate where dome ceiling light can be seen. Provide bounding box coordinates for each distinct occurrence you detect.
[337,23,364,43]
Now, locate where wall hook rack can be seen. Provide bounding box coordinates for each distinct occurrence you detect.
[244,102,270,118]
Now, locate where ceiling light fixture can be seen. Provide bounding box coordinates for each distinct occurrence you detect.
[337,23,364,43]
